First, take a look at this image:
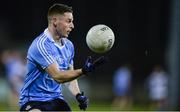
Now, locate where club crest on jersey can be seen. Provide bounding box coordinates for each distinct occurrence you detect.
[56,56,64,65]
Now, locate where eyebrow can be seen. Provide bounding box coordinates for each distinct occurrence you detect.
[67,18,73,21]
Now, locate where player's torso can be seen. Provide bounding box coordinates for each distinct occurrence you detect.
[20,32,74,105]
[50,40,73,70]
[27,36,73,87]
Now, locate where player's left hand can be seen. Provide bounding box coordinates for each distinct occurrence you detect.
[76,92,89,111]
[82,56,108,74]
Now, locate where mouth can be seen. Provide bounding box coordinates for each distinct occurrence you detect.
[67,30,71,35]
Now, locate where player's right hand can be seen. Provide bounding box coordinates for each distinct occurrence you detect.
[82,56,107,74]
[76,92,89,111]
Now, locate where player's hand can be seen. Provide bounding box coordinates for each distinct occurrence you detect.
[82,56,107,74]
[76,92,89,111]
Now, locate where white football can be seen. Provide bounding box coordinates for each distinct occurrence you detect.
[86,24,115,53]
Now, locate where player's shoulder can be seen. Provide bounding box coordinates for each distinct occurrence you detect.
[33,32,51,46]
[64,38,73,44]
[28,32,50,52]
[64,38,74,47]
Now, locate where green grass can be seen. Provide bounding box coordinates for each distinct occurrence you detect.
[69,100,151,111]
[70,101,112,111]
[0,101,151,111]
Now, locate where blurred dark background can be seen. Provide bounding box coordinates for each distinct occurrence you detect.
[1,0,180,110]
[0,0,170,81]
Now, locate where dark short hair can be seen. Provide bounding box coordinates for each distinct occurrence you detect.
[47,3,73,22]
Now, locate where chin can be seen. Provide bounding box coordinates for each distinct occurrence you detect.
[61,34,68,38]
[64,34,69,37]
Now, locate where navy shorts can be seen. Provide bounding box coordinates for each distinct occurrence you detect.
[20,98,71,111]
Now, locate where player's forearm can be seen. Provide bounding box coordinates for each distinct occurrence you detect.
[46,63,84,83]
[68,79,81,96]
[52,69,83,83]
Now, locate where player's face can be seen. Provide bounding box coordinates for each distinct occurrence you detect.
[56,12,74,37]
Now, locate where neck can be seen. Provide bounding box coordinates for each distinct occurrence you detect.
[56,38,64,46]
[48,26,61,42]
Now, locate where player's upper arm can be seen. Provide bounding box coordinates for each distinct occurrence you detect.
[29,37,55,69]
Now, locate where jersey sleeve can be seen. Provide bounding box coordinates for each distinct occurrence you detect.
[30,39,55,69]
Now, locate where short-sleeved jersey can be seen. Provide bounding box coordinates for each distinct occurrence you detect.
[19,28,74,106]
[113,67,132,96]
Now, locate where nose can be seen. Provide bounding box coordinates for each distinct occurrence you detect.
[70,22,74,29]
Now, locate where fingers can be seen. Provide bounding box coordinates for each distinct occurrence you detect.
[81,91,84,96]
[93,56,108,67]
[86,56,92,63]
[79,100,88,110]
[82,56,108,74]
[76,92,88,111]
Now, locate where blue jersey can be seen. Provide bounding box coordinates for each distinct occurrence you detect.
[19,28,74,106]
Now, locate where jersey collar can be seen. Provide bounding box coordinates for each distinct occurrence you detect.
[44,28,55,43]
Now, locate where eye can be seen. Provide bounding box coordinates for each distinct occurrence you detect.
[67,19,73,23]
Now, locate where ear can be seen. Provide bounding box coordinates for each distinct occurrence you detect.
[52,16,57,27]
